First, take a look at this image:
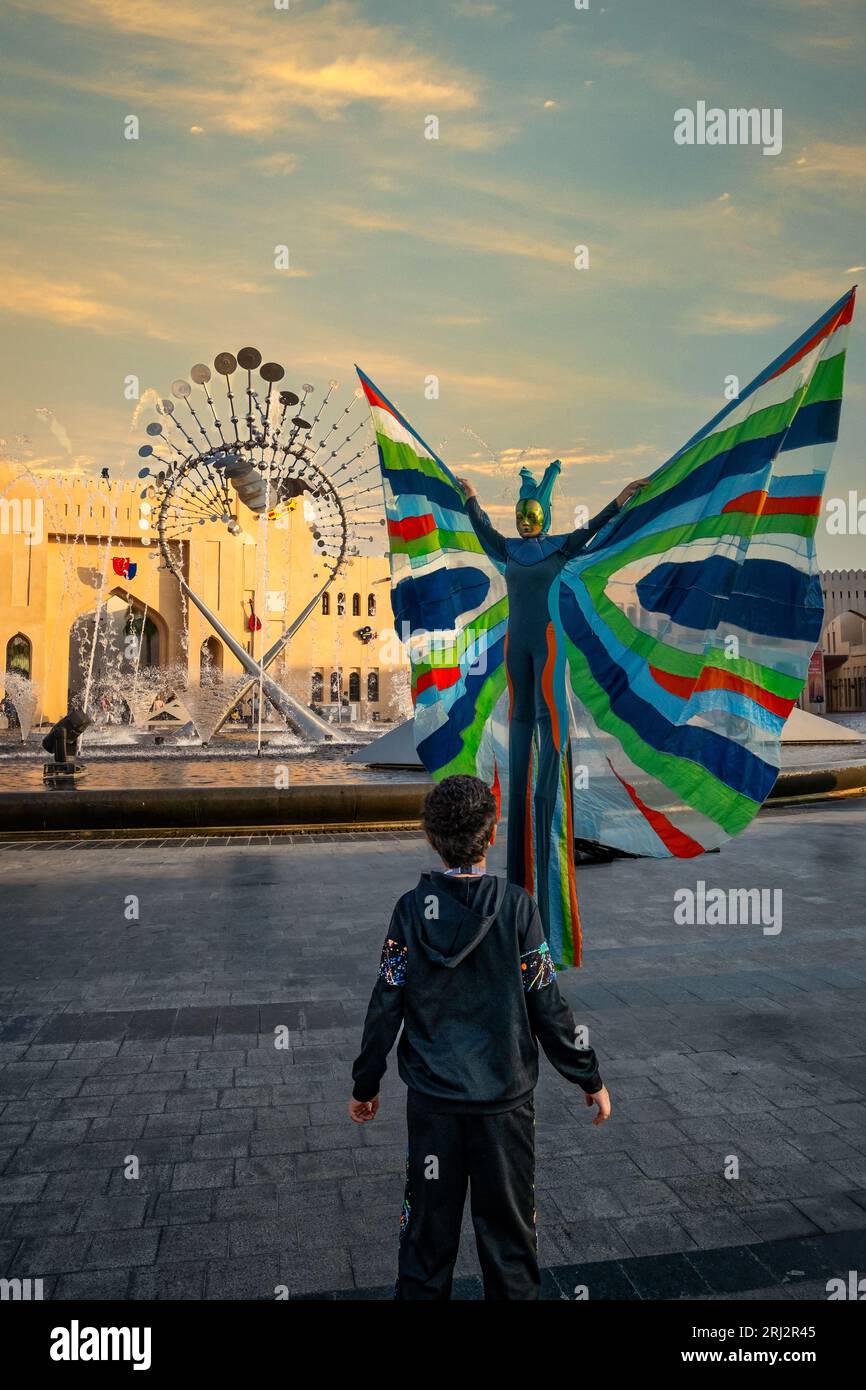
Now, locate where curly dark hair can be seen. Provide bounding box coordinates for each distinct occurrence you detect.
[421,775,497,868]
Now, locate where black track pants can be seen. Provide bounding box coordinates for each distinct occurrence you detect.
[395,1090,539,1301]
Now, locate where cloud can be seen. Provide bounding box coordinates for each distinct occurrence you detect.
[459,443,663,487]
[0,271,136,333]
[767,0,862,8]
[3,0,481,132]
[327,201,568,268]
[436,120,516,151]
[450,371,556,402]
[590,44,707,96]
[497,443,662,471]
[260,53,477,119]
[452,0,503,17]
[744,269,859,303]
[351,350,556,403]
[781,141,866,191]
[249,153,300,176]
[34,407,73,454]
[0,149,80,206]
[429,314,490,327]
[679,307,785,334]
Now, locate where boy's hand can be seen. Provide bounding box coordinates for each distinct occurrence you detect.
[348,1096,379,1124]
[456,476,477,500]
[584,1085,611,1126]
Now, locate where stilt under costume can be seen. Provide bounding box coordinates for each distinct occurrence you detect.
[355,286,856,966]
[462,465,618,967]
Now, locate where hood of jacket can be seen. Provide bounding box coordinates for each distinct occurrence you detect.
[411,872,508,969]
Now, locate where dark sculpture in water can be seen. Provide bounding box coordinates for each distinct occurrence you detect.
[42,705,91,784]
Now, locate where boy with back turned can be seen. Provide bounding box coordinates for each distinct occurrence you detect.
[349,774,611,1300]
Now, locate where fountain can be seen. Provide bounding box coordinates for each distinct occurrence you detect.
[1,672,39,743]
[139,346,385,745]
[181,675,254,746]
[2,344,405,757]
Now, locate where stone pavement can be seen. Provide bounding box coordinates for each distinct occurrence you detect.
[0,798,865,1300]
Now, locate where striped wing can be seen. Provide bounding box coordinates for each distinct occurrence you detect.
[356,368,509,787]
[560,288,856,857]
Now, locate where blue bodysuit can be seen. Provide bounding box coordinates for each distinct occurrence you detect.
[465,492,619,965]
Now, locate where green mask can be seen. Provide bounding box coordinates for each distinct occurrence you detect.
[515,498,545,537]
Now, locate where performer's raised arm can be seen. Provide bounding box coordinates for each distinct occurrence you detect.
[457,478,509,563]
[562,477,649,559]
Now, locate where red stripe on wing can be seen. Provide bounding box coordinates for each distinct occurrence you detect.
[608,761,706,858]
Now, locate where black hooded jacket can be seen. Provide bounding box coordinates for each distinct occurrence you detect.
[351,871,603,1113]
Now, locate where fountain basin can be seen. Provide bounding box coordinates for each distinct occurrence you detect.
[0,759,864,838]
[0,781,429,836]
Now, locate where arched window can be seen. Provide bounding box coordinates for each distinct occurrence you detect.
[352,593,361,617]
[367,593,377,617]
[330,671,342,701]
[367,669,379,702]
[321,592,330,616]
[120,600,161,669]
[5,633,31,679]
[348,670,361,702]
[311,670,323,702]
[337,592,346,617]
[200,637,223,686]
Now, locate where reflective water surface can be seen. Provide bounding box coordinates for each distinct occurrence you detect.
[0,715,862,791]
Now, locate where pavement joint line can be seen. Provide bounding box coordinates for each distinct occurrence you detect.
[268,1228,866,1300]
[0,824,425,845]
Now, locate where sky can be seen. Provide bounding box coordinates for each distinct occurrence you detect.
[1,0,864,565]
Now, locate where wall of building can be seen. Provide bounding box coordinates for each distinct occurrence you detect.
[0,466,408,727]
[796,570,866,714]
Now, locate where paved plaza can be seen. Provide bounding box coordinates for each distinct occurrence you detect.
[1,798,865,1300]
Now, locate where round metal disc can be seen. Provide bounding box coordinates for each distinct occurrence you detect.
[190,363,211,384]
[291,417,311,430]
[160,399,175,415]
[259,361,285,383]
[237,347,262,370]
[301,382,314,393]
[214,352,237,375]
[146,422,163,436]
[138,451,152,463]
[171,379,191,399]
[279,391,300,407]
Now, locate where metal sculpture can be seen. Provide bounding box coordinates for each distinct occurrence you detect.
[137,347,383,740]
